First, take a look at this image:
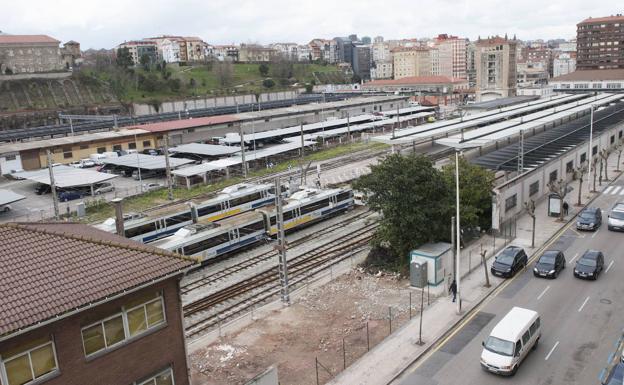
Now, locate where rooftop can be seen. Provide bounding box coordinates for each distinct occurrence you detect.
[125,115,239,133]
[579,15,624,24]
[0,223,196,339]
[363,76,467,86]
[0,34,60,45]
[551,69,624,82]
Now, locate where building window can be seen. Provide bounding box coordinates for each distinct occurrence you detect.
[81,293,166,358]
[63,151,73,159]
[80,144,89,150]
[4,154,16,161]
[566,161,574,173]
[619,131,623,139]
[580,153,587,164]
[112,145,122,152]
[505,194,517,212]
[592,145,598,155]
[143,140,151,147]
[97,147,106,154]
[611,135,616,144]
[129,142,137,150]
[1,338,58,385]
[529,181,539,197]
[135,367,174,385]
[549,170,558,183]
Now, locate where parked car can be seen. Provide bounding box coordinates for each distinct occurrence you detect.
[142,148,161,156]
[133,169,161,180]
[69,159,96,168]
[143,182,164,192]
[608,203,624,231]
[533,250,566,278]
[576,207,602,231]
[93,182,115,195]
[574,250,604,280]
[34,183,51,195]
[605,363,624,385]
[0,204,11,213]
[491,246,528,278]
[58,190,85,202]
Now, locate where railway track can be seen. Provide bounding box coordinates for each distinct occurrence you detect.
[180,209,376,295]
[183,222,378,338]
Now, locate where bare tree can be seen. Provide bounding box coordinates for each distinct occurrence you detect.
[524,199,536,247]
[548,179,567,221]
[214,60,233,88]
[591,156,599,192]
[600,148,611,182]
[616,142,624,172]
[574,164,587,206]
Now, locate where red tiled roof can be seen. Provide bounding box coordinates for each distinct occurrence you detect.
[552,69,624,82]
[364,76,467,87]
[0,35,60,45]
[579,15,624,24]
[126,115,239,133]
[0,223,197,339]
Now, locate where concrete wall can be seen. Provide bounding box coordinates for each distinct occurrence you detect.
[244,366,278,385]
[491,119,624,229]
[0,72,72,81]
[132,91,299,116]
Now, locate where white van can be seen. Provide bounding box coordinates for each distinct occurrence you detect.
[480,307,541,376]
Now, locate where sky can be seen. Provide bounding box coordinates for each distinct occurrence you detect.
[1,0,621,49]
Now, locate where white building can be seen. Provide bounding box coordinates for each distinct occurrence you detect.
[553,53,576,78]
[297,45,312,61]
[371,61,393,79]
[372,41,391,62]
[558,40,577,53]
[160,39,180,63]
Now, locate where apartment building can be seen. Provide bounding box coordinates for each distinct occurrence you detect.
[392,47,431,79]
[0,35,65,74]
[527,47,554,77]
[238,44,277,62]
[371,61,393,79]
[475,35,518,101]
[433,34,467,79]
[553,52,577,77]
[116,40,158,66]
[270,43,298,61]
[577,15,624,70]
[214,45,239,62]
[352,45,371,80]
[0,222,197,385]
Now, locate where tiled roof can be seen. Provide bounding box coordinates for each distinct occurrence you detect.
[125,115,239,133]
[551,69,624,82]
[579,15,624,24]
[0,223,197,339]
[0,35,60,45]
[364,76,467,86]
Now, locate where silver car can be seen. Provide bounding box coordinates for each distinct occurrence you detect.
[608,203,624,231]
[93,182,115,195]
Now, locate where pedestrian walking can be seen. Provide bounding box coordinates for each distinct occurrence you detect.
[563,201,569,216]
[449,279,457,302]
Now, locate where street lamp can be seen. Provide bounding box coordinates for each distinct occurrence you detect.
[455,150,462,314]
[587,105,595,195]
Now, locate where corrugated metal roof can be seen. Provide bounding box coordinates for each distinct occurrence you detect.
[100,154,194,170]
[14,165,118,188]
[0,189,26,206]
[169,143,241,157]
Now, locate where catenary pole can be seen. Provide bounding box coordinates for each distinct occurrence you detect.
[46,150,60,220]
[455,150,462,314]
[587,105,594,195]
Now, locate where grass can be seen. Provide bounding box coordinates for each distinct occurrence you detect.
[83,141,388,223]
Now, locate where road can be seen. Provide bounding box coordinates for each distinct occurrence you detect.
[397,178,624,385]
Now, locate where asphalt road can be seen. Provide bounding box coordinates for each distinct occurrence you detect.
[398,178,624,385]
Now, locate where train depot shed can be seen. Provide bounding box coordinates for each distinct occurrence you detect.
[99,154,195,179]
[169,143,241,161]
[0,189,26,210]
[14,165,118,195]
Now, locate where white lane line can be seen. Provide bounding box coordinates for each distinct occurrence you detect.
[592,229,601,238]
[545,341,560,361]
[578,296,590,312]
[570,253,579,263]
[606,260,615,273]
[620,188,624,196]
[537,285,551,300]
[605,186,615,194]
[612,186,622,195]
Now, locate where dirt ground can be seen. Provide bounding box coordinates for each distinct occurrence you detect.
[189,269,440,385]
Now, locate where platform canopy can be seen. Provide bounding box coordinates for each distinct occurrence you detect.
[13,165,118,188]
[169,143,241,157]
[100,154,194,170]
[0,189,26,206]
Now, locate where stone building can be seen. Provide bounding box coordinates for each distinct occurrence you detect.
[0,35,64,74]
[475,35,518,101]
[392,47,432,79]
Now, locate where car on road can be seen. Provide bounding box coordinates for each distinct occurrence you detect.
[93,182,115,195]
[58,190,85,202]
[605,363,624,385]
[533,250,566,278]
[574,250,604,280]
[143,182,164,192]
[34,183,51,195]
[491,246,528,278]
[608,203,624,231]
[576,207,602,231]
[480,307,541,376]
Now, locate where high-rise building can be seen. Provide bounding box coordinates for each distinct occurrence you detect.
[433,34,467,79]
[576,15,624,70]
[466,42,477,87]
[475,35,518,101]
[392,47,431,79]
[352,44,371,80]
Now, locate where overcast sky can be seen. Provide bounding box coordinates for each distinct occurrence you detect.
[1,0,621,49]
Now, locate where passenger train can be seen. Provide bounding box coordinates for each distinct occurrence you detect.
[95,183,278,243]
[150,187,354,262]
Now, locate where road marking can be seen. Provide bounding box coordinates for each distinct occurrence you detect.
[605,186,615,194]
[545,341,560,361]
[592,229,601,238]
[569,228,586,238]
[612,186,622,195]
[606,260,615,273]
[570,252,579,263]
[578,296,590,312]
[537,285,551,300]
[620,188,624,195]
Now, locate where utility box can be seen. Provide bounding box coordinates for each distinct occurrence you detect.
[76,202,86,218]
[410,260,428,288]
[548,193,561,217]
[410,242,451,286]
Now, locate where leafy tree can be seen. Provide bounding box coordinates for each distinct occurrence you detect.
[353,154,451,269]
[351,74,362,83]
[259,63,269,76]
[214,61,233,88]
[168,78,182,92]
[115,47,134,69]
[139,54,151,71]
[262,78,275,88]
[4,67,13,75]
[441,156,495,230]
[189,77,197,88]
[305,83,314,93]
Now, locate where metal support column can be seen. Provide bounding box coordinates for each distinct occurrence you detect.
[275,177,290,305]
[46,150,60,220]
[163,134,174,201]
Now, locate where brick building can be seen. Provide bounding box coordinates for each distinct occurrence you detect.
[392,47,432,79]
[0,222,197,385]
[577,15,624,70]
[0,35,64,74]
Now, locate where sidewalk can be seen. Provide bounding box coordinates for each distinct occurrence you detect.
[327,161,623,385]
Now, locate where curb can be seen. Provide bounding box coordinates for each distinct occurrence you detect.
[385,171,624,385]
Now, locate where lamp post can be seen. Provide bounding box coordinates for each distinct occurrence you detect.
[455,150,462,314]
[587,105,595,195]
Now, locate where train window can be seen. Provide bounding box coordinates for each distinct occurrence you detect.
[336,192,352,202]
[239,220,265,235]
[165,213,192,227]
[183,233,229,255]
[125,222,157,238]
[300,198,331,215]
[230,192,262,207]
[283,210,295,221]
[197,204,220,217]
[270,216,276,226]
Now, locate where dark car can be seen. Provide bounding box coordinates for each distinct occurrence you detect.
[58,190,84,202]
[574,250,604,280]
[576,207,602,231]
[34,183,51,195]
[604,363,624,385]
[533,250,566,278]
[491,246,528,278]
